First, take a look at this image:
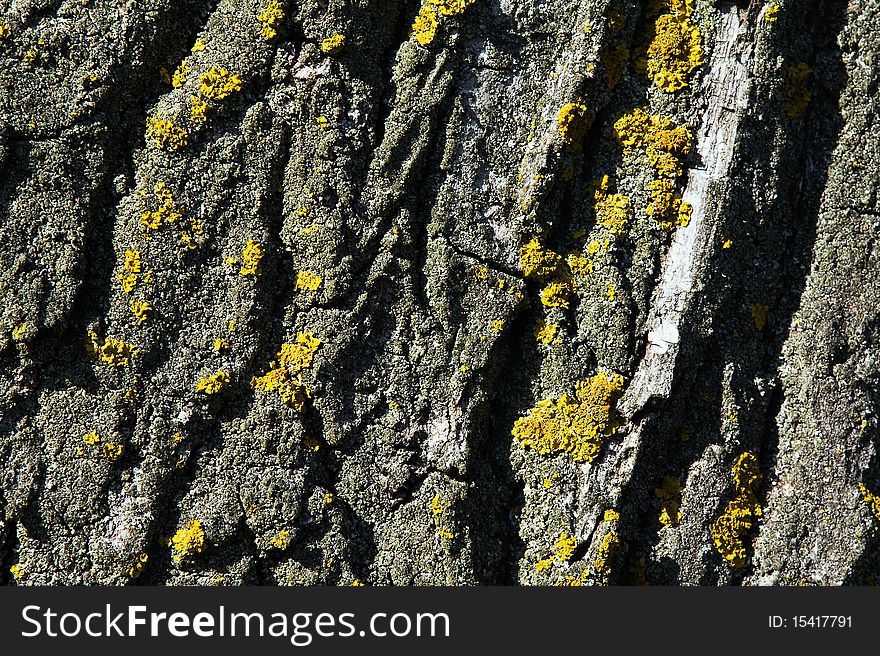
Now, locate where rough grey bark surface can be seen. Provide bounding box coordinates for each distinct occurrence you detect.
[1,0,878,585]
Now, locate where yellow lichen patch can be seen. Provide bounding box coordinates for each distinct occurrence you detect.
[638,2,703,93]
[783,63,812,119]
[614,108,693,173]
[12,323,27,341]
[593,530,620,582]
[83,431,101,446]
[859,483,880,522]
[749,303,769,331]
[240,240,265,276]
[491,319,505,333]
[128,552,149,579]
[141,182,186,240]
[294,270,322,292]
[613,108,693,229]
[171,61,188,88]
[251,333,321,412]
[553,532,578,561]
[269,530,290,550]
[557,101,592,152]
[431,494,455,539]
[86,330,137,367]
[594,192,632,237]
[171,520,205,558]
[603,43,630,89]
[258,1,284,40]
[711,452,762,567]
[655,475,682,527]
[130,299,151,323]
[278,333,321,371]
[196,371,230,395]
[124,250,141,273]
[199,67,242,101]
[764,3,780,22]
[214,338,230,352]
[511,370,625,462]
[145,116,188,151]
[192,39,206,52]
[10,564,25,582]
[102,443,124,461]
[605,284,616,302]
[321,33,346,55]
[567,254,594,277]
[411,6,440,46]
[604,509,620,523]
[0,20,10,40]
[23,49,37,64]
[540,280,574,308]
[647,178,692,230]
[426,0,476,15]
[190,95,210,124]
[519,238,563,280]
[118,273,137,293]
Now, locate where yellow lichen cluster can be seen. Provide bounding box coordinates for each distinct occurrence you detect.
[294,270,322,292]
[12,323,27,341]
[783,63,812,119]
[557,101,592,152]
[512,371,625,462]
[520,238,562,280]
[321,33,346,55]
[102,443,125,461]
[603,44,630,89]
[251,332,321,412]
[859,483,880,522]
[533,319,558,345]
[240,240,265,276]
[535,530,578,574]
[427,0,476,14]
[82,431,124,461]
[613,107,693,230]
[140,182,202,249]
[171,520,205,559]
[145,116,188,151]
[86,330,137,367]
[128,553,149,579]
[172,61,188,88]
[655,475,682,527]
[410,0,475,46]
[0,20,10,40]
[269,530,290,550]
[592,176,632,237]
[553,532,578,561]
[431,494,455,539]
[410,6,439,45]
[10,564,24,582]
[519,238,576,309]
[200,67,242,100]
[638,0,703,92]
[190,96,210,124]
[711,452,762,567]
[258,1,284,40]
[764,3,780,22]
[130,299,151,323]
[196,371,230,395]
[593,529,620,582]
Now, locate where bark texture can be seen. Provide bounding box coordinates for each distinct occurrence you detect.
[0,0,878,585]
